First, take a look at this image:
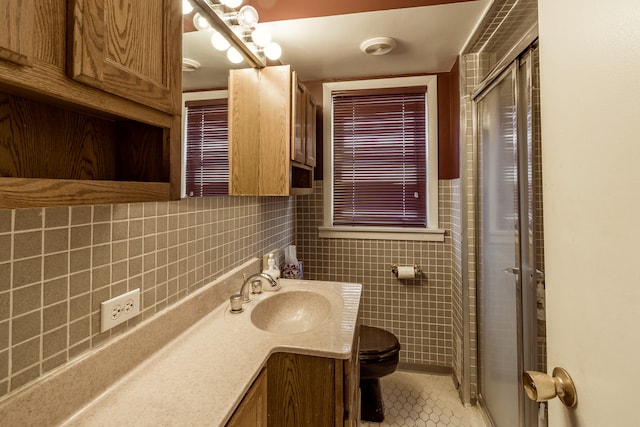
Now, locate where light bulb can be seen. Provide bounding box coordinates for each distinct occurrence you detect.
[227,47,244,64]
[193,13,212,31]
[182,0,193,15]
[211,31,230,51]
[237,6,259,27]
[251,27,271,47]
[264,42,282,60]
[221,0,243,7]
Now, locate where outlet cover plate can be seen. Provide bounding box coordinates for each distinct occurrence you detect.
[100,288,141,332]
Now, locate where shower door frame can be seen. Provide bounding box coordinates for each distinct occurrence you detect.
[472,43,540,427]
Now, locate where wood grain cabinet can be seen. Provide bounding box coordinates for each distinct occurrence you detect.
[226,368,268,427]
[267,332,360,426]
[291,72,317,168]
[69,0,181,115]
[229,65,316,196]
[0,1,35,66]
[0,0,182,208]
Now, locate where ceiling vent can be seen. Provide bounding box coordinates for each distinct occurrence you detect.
[182,58,201,72]
[360,37,397,56]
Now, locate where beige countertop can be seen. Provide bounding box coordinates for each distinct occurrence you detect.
[60,279,362,426]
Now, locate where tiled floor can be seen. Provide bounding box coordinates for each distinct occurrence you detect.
[361,371,487,427]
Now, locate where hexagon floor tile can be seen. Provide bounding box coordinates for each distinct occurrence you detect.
[361,371,487,427]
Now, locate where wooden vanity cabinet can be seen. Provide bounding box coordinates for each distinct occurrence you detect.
[229,65,316,196]
[0,0,182,208]
[267,330,360,426]
[226,368,268,427]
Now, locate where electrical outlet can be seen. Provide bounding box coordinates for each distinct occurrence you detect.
[100,289,141,332]
[262,249,279,270]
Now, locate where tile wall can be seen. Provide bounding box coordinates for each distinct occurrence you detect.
[458,52,493,403]
[0,196,295,398]
[295,180,456,368]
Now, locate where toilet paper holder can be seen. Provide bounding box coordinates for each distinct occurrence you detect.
[391,264,421,279]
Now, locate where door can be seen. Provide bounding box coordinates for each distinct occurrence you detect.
[538,0,640,424]
[68,0,181,115]
[475,48,541,427]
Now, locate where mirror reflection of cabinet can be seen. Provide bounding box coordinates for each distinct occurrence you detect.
[304,91,317,167]
[291,72,317,168]
[229,65,316,196]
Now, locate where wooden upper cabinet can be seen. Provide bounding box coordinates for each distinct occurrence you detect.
[304,90,317,167]
[0,0,35,65]
[68,0,181,115]
[291,72,306,164]
[229,65,315,196]
[291,72,318,168]
[0,0,182,208]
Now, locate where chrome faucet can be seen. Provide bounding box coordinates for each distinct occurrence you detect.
[239,273,279,303]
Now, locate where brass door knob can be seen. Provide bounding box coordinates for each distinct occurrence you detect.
[522,367,577,408]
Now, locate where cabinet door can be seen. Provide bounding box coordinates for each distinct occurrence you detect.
[304,90,317,167]
[0,0,35,65]
[291,71,306,164]
[68,0,181,115]
[229,68,261,195]
[226,369,268,427]
[258,66,292,195]
[268,353,337,426]
[344,324,361,426]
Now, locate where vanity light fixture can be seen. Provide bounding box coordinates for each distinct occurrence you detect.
[227,47,244,64]
[220,0,243,7]
[236,5,259,27]
[251,26,271,48]
[186,0,283,66]
[193,12,212,31]
[264,41,282,60]
[182,0,194,15]
[211,30,231,51]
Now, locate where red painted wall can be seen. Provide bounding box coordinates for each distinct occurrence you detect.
[304,62,461,181]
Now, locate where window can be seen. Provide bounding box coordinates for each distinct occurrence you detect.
[182,91,229,197]
[320,76,444,241]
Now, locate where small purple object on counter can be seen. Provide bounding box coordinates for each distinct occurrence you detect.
[282,262,303,279]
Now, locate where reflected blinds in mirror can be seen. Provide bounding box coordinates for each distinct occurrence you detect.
[332,87,427,227]
[185,99,229,196]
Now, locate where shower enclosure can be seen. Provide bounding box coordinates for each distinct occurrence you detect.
[474,44,544,427]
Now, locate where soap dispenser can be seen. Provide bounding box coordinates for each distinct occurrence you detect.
[262,254,281,290]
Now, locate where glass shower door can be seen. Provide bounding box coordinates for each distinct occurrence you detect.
[476,64,522,427]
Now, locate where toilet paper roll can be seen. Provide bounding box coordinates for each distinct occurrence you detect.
[396,266,416,279]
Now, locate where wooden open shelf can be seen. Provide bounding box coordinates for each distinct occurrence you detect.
[0,91,176,208]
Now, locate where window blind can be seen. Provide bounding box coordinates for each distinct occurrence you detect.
[184,99,228,197]
[332,87,427,227]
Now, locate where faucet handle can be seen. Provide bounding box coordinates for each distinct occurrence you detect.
[229,294,243,313]
[251,279,263,294]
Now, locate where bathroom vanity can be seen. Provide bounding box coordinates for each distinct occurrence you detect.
[0,260,361,426]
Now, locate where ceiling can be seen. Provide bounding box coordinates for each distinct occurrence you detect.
[182,0,491,91]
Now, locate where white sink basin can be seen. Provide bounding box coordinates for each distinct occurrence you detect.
[250,290,332,334]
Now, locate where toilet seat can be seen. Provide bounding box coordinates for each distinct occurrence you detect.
[359,325,401,361]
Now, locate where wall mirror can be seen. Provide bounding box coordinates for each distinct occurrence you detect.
[182,0,280,91]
